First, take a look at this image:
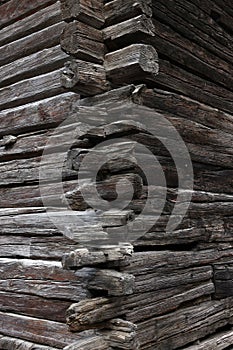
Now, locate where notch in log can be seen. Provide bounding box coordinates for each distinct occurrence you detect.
[102,319,140,350]
[61,60,110,96]
[60,0,104,29]
[103,14,156,48]
[105,44,159,85]
[60,21,105,64]
[66,298,114,331]
[62,244,133,269]
[76,268,135,296]
[104,0,153,26]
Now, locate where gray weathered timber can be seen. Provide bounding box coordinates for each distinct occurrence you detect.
[0,93,80,137]
[104,0,152,26]
[0,70,65,110]
[0,336,59,350]
[60,0,104,29]
[61,60,110,96]
[0,0,56,29]
[0,46,68,88]
[105,44,159,84]
[0,22,65,67]
[61,21,105,63]
[0,1,61,46]
[0,312,89,348]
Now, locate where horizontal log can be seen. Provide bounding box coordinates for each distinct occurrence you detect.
[103,15,155,47]
[67,280,214,330]
[0,235,80,260]
[0,312,86,348]
[0,46,67,88]
[103,12,233,92]
[60,0,104,29]
[64,337,109,350]
[151,0,233,65]
[0,0,56,29]
[65,173,143,210]
[105,44,159,84]
[61,21,105,63]
[156,59,233,115]
[102,319,139,349]
[137,299,233,349]
[0,336,59,350]
[0,22,65,67]
[104,0,152,26]
[0,291,70,322]
[0,70,66,110]
[61,60,110,96]
[0,180,78,208]
[0,258,78,282]
[62,244,133,269]
[0,278,88,302]
[0,93,80,137]
[0,1,61,47]
[184,328,233,350]
[132,86,233,135]
[75,268,135,296]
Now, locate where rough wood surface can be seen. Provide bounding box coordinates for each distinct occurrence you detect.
[105,44,159,84]
[0,22,65,67]
[61,60,110,95]
[0,0,56,29]
[60,0,104,28]
[61,21,105,63]
[0,2,61,47]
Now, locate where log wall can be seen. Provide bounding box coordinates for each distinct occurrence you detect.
[1,0,233,349]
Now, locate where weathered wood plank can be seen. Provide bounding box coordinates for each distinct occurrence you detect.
[0,45,67,88]
[0,93,79,137]
[184,328,233,350]
[0,0,56,29]
[63,336,109,350]
[0,291,71,322]
[0,1,61,47]
[0,312,88,348]
[61,21,105,63]
[0,22,65,67]
[62,244,133,269]
[61,59,110,96]
[76,268,135,296]
[0,70,65,110]
[105,44,159,84]
[60,0,104,29]
[156,59,233,114]
[0,278,88,302]
[151,0,233,66]
[104,0,152,26]
[0,335,59,350]
[137,299,233,349]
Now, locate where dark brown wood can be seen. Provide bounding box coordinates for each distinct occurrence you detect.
[105,44,159,84]
[0,0,56,29]
[0,22,65,67]
[60,0,104,29]
[104,0,152,26]
[0,2,61,47]
[61,21,105,64]
[61,59,110,96]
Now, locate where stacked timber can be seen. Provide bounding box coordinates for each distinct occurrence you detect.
[0,0,233,349]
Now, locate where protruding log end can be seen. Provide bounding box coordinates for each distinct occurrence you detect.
[60,0,104,29]
[105,44,159,84]
[61,60,110,96]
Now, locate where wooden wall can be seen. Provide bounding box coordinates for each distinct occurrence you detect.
[1,0,233,349]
